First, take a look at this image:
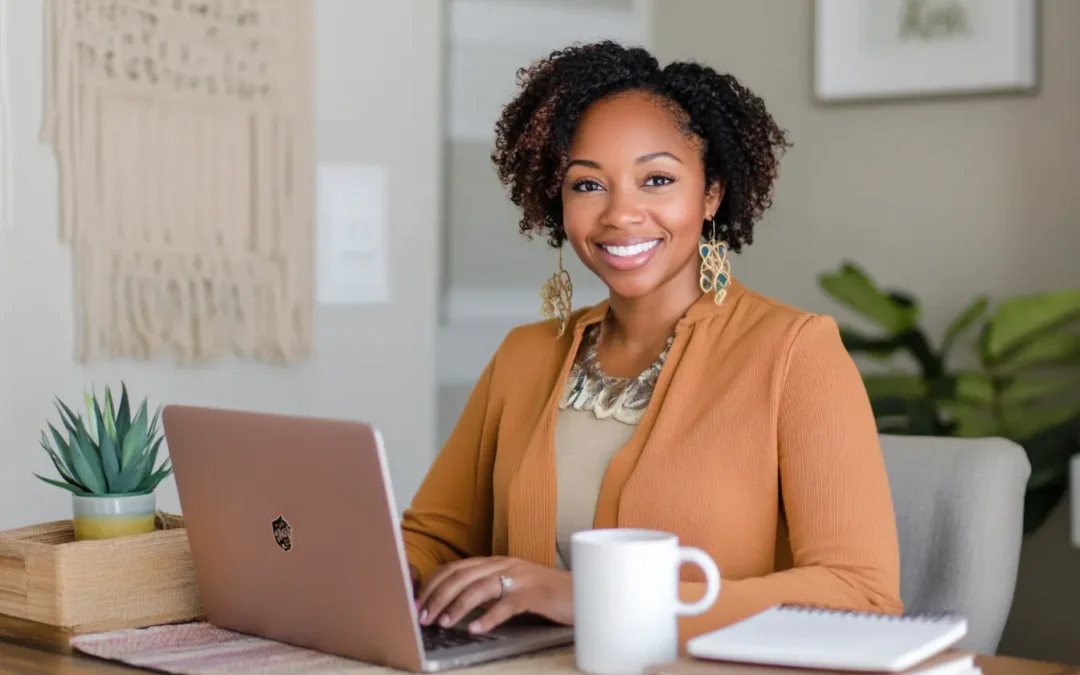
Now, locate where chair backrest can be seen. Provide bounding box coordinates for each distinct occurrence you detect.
[879,434,1030,655]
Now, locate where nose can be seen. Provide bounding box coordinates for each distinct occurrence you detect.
[598,185,646,229]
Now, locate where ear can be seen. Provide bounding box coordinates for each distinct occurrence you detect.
[704,179,725,219]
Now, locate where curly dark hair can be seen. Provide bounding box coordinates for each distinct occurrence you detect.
[490,41,791,253]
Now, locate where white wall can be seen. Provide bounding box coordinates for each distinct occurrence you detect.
[0,0,443,530]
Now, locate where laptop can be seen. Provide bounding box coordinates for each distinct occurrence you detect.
[161,404,575,672]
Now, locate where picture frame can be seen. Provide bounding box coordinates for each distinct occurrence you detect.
[814,0,1039,103]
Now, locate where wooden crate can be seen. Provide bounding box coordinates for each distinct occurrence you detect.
[0,512,202,650]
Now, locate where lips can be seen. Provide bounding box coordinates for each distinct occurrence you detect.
[595,238,662,271]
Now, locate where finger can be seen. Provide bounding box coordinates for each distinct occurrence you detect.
[468,597,524,634]
[440,575,504,629]
[421,561,512,626]
[416,557,493,609]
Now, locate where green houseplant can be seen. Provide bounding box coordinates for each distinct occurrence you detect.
[36,383,173,541]
[819,262,1080,534]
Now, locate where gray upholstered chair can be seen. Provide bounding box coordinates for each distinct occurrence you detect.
[879,434,1030,655]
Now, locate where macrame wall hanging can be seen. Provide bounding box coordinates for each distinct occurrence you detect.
[40,0,316,365]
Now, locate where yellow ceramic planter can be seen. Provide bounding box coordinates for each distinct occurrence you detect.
[72,492,157,541]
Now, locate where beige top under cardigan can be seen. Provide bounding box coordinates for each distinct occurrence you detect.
[553,321,672,569]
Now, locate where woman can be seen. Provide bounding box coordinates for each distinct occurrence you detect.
[402,41,903,641]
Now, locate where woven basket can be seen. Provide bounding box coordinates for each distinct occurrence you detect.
[0,512,202,645]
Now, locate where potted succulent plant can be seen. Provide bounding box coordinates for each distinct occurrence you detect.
[35,383,173,541]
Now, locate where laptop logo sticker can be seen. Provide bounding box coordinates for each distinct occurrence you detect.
[272,516,293,551]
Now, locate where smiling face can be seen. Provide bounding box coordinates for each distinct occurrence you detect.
[561,90,722,302]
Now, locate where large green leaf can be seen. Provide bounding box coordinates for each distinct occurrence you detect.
[998,332,1080,370]
[1000,375,1080,406]
[819,263,918,335]
[941,296,989,359]
[1001,400,1080,441]
[939,400,999,438]
[953,372,994,406]
[862,373,928,399]
[986,290,1080,361]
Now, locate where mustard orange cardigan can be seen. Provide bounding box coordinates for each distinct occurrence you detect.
[402,279,903,641]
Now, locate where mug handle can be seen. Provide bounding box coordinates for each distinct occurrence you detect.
[675,546,721,617]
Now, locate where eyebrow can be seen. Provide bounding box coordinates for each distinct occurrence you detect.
[567,151,683,170]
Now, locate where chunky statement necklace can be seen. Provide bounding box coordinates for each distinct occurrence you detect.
[558,321,672,425]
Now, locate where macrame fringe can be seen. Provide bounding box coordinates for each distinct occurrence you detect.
[40,0,315,364]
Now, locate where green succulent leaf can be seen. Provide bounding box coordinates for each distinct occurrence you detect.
[986,291,1080,362]
[121,400,149,469]
[116,444,154,494]
[819,263,919,335]
[84,389,99,443]
[941,296,989,359]
[94,398,122,492]
[145,458,174,492]
[72,417,107,494]
[39,434,84,490]
[46,422,78,482]
[103,386,118,441]
[116,384,132,442]
[34,474,91,496]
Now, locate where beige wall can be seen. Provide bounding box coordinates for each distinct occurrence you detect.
[0,0,443,530]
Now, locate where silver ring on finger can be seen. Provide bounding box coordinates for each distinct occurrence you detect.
[498,574,513,599]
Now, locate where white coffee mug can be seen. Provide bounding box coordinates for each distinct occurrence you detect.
[570,529,721,675]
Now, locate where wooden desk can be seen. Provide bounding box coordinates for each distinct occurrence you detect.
[1,638,1077,675]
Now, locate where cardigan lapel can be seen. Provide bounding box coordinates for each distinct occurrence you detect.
[505,303,609,566]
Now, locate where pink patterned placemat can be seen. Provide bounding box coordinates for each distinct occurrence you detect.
[70,622,578,674]
[70,622,399,674]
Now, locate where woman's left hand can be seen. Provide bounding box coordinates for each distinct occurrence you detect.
[415,556,573,634]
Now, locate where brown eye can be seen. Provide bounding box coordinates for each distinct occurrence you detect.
[571,179,604,193]
[644,174,676,187]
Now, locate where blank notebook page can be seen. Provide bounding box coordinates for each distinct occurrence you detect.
[685,606,968,673]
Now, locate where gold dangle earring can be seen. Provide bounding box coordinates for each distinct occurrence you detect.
[540,246,573,338]
[699,218,732,306]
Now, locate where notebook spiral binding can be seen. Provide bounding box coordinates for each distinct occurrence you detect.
[777,604,962,623]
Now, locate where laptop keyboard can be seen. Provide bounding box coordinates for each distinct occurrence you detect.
[421,624,500,652]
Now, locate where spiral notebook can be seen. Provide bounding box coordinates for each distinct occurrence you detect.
[685,605,969,673]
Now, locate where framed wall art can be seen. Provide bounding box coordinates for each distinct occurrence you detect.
[814,0,1039,103]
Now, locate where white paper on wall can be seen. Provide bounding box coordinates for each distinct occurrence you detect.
[316,163,391,305]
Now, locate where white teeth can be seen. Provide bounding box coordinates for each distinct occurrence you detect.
[601,240,659,257]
